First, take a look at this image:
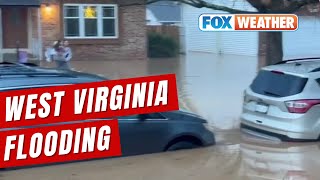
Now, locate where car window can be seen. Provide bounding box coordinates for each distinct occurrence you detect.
[250,70,308,97]
[316,78,320,86]
[117,113,166,120]
[117,115,139,120]
[145,113,166,119]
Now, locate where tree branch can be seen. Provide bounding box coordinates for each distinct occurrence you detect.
[120,0,256,13]
[282,0,319,13]
[246,0,266,12]
[189,0,256,13]
[119,0,320,14]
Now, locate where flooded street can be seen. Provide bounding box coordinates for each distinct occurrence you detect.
[2,131,320,180]
[42,52,258,130]
[3,52,319,180]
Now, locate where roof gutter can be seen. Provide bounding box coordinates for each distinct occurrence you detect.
[0,0,41,7]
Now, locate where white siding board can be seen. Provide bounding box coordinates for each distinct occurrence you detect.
[283,16,320,59]
[221,31,258,56]
[183,5,218,53]
[182,0,258,56]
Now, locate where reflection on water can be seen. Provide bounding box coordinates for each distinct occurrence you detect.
[239,133,318,180]
[41,52,257,130]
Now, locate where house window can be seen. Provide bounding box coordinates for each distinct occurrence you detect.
[63,4,118,39]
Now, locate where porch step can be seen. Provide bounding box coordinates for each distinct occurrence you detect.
[2,53,40,64]
[3,53,18,63]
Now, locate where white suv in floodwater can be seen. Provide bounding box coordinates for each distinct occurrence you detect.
[241,58,320,141]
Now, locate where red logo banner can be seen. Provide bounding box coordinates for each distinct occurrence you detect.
[0,119,121,168]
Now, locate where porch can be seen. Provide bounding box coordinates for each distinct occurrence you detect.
[0,0,42,62]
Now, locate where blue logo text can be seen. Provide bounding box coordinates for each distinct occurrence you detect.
[202,16,232,29]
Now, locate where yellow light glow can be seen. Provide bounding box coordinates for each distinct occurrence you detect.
[44,4,52,13]
[84,6,96,18]
[45,6,52,12]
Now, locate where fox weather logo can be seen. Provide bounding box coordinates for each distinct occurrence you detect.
[199,14,298,31]
[199,14,235,31]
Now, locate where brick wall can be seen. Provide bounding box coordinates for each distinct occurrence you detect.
[71,5,147,61]
[40,0,147,61]
[41,0,61,49]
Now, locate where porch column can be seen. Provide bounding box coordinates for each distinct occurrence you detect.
[38,8,43,61]
[0,8,2,62]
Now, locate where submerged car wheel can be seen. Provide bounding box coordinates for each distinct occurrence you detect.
[166,141,201,151]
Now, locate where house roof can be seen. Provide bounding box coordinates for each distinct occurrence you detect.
[147,1,181,22]
[0,0,41,6]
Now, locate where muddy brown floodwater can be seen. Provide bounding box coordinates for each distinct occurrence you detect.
[2,131,320,180]
[42,52,258,130]
[2,52,319,180]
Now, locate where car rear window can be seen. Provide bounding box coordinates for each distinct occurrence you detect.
[250,70,308,97]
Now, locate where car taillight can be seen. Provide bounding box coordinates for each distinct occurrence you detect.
[285,99,320,114]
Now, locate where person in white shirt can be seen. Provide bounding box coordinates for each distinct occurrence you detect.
[62,40,72,69]
[45,41,59,62]
[45,40,72,69]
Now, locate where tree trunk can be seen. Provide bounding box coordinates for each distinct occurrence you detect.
[258,32,283,69]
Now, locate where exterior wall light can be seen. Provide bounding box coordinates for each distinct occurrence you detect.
[44,3,52,12]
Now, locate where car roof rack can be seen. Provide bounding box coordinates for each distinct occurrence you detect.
[0,61,18,65]
[0,62,75,78]
[0,61,38,66]
[275,57,320,65]
[20,62,39,67]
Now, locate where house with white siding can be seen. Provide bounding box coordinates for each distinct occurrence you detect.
[181,0,320,59]
[147,1,182,26]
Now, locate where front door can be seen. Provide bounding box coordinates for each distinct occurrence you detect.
[2,7,28,48]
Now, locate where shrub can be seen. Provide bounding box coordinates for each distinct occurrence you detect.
[148,32,179,58]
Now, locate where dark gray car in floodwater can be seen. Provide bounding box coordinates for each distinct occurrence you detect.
[0,62,215,157]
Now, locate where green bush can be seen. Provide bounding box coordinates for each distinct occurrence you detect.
[148,32,179,58]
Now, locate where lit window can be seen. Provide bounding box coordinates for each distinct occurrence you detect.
[63,4,118,39]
